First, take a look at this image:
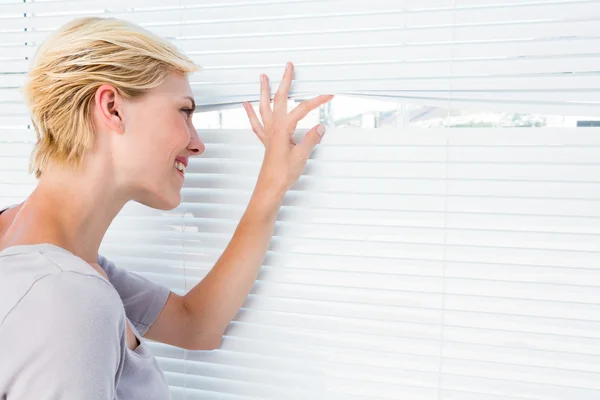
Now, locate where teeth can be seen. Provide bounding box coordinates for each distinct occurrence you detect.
[175,161,185,174]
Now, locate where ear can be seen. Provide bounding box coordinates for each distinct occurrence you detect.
[93,84,124,133]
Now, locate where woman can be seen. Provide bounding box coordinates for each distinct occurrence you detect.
[0,17,333,399]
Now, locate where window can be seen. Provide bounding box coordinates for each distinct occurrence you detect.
[2,1,600,399]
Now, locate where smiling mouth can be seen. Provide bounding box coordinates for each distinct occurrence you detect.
[175,160,186,174]
[174,164,185,180]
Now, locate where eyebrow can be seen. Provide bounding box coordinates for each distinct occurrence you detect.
[184,96,196,112]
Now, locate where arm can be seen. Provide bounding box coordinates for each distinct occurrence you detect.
[143,183,282,351]
[180,182,283,349]
[181,63,332,350]
[145,62,332,350]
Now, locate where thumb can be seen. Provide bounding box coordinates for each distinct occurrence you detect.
[296,123,326,158]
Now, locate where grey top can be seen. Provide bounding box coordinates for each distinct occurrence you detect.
[0,207,172,399]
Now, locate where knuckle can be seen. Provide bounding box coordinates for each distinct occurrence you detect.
[297,150,309,163]
[284,119,296,132]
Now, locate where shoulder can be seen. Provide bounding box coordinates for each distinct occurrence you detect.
[95,252,171,336]
[0,255,127,399]
[0,248,123,331]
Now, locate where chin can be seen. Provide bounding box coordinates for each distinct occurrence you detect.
[134,191,181,211]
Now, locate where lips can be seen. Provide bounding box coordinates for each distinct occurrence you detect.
[175,156,188,168]
[174,157,188,180]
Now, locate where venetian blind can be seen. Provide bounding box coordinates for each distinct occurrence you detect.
[1,1,600,399]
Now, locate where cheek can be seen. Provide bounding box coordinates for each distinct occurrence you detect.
[152,117,191,167]
[126,123,177,170]
[125,107,190,168]
[169,117,193,150]
[143,108,187,141]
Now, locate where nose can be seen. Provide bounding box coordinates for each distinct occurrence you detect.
[187,123,205,157]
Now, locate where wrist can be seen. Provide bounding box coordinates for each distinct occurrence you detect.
[254,170,288,199]
[247,179,285,219]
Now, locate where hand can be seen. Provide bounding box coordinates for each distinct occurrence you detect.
[242,62,334,197]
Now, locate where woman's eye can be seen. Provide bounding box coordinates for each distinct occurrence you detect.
[181,108,194,118]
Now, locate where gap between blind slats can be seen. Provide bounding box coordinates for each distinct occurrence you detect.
[1,92,600,117]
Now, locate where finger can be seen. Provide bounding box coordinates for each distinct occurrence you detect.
[295,123,326,160]
[274,62,293,115]
[259,74,272,124]
[243,102,266,143]
[289,94,334,122]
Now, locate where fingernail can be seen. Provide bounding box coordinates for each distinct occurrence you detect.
[317,124,325,136]
[260,74,265,83]
[286,62,291,71]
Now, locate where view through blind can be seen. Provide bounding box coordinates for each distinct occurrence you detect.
[1,1,600,399]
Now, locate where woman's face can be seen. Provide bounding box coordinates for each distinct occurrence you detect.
[114,71,205,210]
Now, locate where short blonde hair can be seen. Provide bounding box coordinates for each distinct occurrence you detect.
[24,17,200,178]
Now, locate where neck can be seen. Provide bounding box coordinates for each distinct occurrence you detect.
[1,163,129,265]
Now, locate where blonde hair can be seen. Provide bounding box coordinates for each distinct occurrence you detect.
[24,17,200,178]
